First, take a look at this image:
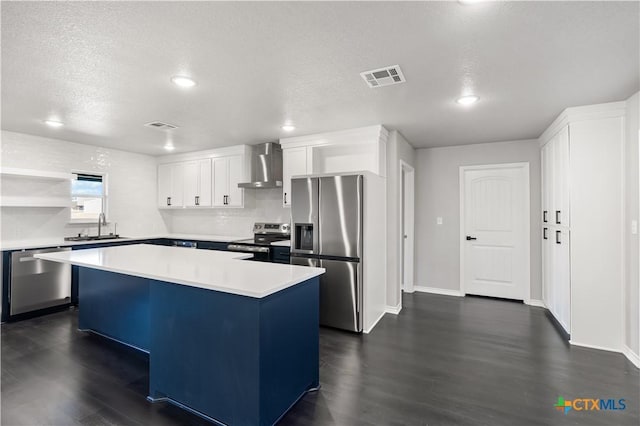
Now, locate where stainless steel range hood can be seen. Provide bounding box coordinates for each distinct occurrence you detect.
[238,142,283,189]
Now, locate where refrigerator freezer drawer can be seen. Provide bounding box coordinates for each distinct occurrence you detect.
[318,258,362,332]
[290,255,362,332]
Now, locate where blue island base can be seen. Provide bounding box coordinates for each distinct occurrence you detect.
[78,268,320,426]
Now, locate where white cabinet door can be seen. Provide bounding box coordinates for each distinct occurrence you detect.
[158,163,173,208]
[226,154,243,207]
[542,226,552,309]
[282,147,308,207]
[158,163,184,208]
[552,227,571,333]
[170,162,185,207]
[197,159,212,207]
[554,126,570,227]
[183,161,200,207]
[212,157,228,207]
[212,155,242,207]
[541,143,553,226]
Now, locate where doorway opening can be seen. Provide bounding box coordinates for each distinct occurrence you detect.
[400,160,415,296]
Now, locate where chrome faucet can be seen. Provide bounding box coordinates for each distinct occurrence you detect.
[97,212,107,237]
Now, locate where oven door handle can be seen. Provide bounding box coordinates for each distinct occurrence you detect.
[227,244,270,254]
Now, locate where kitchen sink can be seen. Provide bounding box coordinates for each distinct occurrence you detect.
[64,234,123,242]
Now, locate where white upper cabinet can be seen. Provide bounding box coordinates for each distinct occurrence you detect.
[280,125,389,207]
[157,145,249,209]
[158,162,184,208]
[183,159,212,207]
[282,147,308,207]
[541,125,570,227]
[213,154,244,207]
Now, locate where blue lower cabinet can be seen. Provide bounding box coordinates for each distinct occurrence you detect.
[71,240,149,305]
[146,239,175,246]
[197,241,229,251]
[78,268,151,351]
[272,246,291,264]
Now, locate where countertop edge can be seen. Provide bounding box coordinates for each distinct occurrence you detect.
[1,234,252,251]
[34,248,324,299]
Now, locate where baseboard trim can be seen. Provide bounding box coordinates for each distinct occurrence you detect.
[413,286,463,297]
[364,310,385,334]
[527,299,546,308]
[622,345,640,369]
[569,340,621,354]
[385,304,402,315]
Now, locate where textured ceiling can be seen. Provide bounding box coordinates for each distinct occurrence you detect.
[2,1,638,154]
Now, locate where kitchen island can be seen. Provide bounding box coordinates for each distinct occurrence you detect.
[36,244,325,426]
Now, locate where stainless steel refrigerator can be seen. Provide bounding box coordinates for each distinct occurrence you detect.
[290,174,363,332]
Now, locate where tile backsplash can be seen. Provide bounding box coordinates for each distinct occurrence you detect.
[0,131,290,241]
[164,188,290,237]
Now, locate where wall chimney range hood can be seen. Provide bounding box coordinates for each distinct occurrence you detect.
[238,142,283,189]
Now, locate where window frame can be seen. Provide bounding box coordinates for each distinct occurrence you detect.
[69,171,109,224]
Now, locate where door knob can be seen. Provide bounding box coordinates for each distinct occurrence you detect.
[466,236,477,241]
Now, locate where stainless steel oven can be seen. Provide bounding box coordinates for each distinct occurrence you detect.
[227,223,290,262]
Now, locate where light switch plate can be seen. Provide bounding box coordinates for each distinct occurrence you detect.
[632,220,638,235]
[436,217,443,225]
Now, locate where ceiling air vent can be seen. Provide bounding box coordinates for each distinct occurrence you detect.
[360,65,406,88]
[144,121,179,131]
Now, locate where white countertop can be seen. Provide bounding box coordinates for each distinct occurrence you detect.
[0,233,251,251]
[271,240,291,247]
[35,244,324,298]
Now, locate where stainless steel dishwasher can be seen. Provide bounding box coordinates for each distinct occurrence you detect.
[10,247,72,315]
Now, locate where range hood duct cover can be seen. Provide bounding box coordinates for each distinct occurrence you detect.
[238,142,283,189]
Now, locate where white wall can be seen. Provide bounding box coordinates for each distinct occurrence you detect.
[0,131,168,240]
[163,188,289,237]
[625,91,640,356]
[386,130,416,309]
[415,139,542,300]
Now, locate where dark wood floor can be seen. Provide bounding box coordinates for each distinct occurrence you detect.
[2,293,638,425]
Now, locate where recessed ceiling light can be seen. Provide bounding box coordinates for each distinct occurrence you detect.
[281,124,295,132]
[170,75,196,88]
[163,144,175,151]
[458,0,485,5]
[456,95,480,106]
[44,120,64,127]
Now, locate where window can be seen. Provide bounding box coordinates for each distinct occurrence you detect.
[71,173,106,222]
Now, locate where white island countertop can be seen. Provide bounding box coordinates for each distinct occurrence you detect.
[35,244,324,298]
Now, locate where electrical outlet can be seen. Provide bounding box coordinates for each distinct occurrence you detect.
[436,217,443,225]
[632,220,638,235]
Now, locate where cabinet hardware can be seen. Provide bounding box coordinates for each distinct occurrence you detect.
[284,192,287,204]
[543,228,548,240]
[465,236,477,241]
[167,197,171,206]
[555,210,561,225]
[543,210,548,223]
[195,196,199,206]
[555,230,561,244]
[223,195,228,205]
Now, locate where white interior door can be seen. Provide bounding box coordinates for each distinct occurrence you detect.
[401,162,415,292]
[461,164,529,300]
